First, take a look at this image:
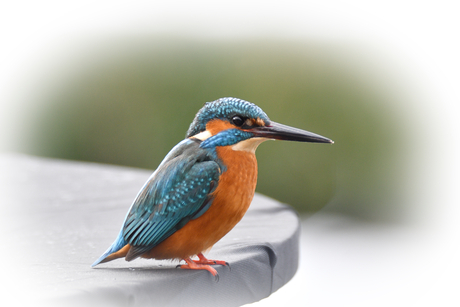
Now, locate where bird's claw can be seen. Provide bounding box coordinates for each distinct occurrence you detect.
[194,253,230,269]
[177,258,220,282]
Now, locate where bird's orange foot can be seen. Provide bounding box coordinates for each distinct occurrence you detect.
[178,257,220,282]
[193,253,230,268]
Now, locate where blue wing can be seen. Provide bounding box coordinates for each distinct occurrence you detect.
[118,139,220,261]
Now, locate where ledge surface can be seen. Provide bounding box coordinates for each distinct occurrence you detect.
[0,154,299,307]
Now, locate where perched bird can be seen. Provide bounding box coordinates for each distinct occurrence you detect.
[92,97,333,279]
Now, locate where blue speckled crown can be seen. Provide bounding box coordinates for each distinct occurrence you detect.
[186,97,270,137]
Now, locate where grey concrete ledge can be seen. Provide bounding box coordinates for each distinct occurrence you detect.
[0,154,299,307]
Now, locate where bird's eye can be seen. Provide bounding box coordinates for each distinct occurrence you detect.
[231,116,245,127]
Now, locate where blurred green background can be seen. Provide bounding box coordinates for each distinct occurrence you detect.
[18,37,408,222]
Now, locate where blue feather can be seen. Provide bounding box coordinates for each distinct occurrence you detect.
[120,139,221,261]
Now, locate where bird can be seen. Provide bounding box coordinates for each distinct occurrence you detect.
[91,97,333,280]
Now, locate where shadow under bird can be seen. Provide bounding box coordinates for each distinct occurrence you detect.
[92,97,333,280]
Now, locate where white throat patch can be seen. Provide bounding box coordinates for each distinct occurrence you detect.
[231,137,271,153]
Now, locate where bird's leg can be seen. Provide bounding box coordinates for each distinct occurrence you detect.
[178,257,219,281]
[193,252,229,267]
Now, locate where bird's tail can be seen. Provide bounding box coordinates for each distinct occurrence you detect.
[91,230,128,267]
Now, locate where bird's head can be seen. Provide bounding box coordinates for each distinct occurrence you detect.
[187,97,333,152]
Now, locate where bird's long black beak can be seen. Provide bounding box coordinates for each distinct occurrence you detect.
[251,121,333,144]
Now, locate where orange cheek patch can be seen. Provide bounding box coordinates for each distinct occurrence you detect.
[206,119,235,135]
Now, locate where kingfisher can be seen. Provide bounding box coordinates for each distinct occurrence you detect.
[92,97,333,280]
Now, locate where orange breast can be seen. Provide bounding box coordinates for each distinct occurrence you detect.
[141,146,258,260]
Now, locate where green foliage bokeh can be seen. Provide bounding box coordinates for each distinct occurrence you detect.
[23,37,408,221]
